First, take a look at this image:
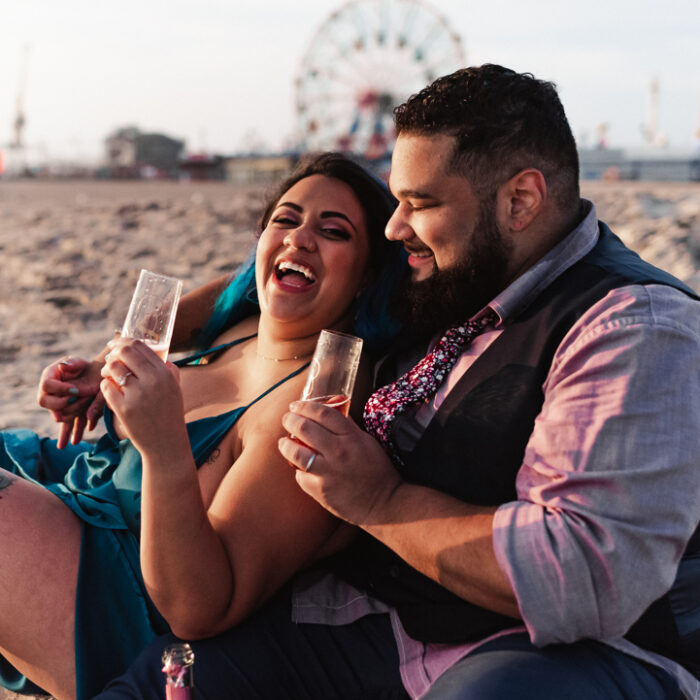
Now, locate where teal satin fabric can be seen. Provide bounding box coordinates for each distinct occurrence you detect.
[0,336,308,697]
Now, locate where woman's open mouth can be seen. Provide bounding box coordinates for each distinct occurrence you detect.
[274,261,317,290]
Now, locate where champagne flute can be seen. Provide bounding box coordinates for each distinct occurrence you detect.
[300,329,363,416]
[121,269,183,361]
[289,330,363,457]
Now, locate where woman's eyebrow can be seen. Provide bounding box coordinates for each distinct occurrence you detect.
[320,211,357,233]
[275,202,357,234]
[276,201,302,212]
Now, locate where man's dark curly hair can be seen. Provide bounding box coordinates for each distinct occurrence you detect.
[393,64,580,208]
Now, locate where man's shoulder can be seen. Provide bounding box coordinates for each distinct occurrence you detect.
[580,283,700,335]
[552,283,700,373]
[579,222,698,300]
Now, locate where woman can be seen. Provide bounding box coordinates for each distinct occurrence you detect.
[0,154,404,699]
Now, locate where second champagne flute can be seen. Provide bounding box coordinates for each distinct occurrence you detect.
[300,329,364,416]
[289,330,363,457]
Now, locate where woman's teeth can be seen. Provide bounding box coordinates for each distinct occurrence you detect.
[276,261,316,282]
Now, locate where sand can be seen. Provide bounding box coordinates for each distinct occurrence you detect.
[0,178,698,699]
[0,180,269,437]
[1,178,698,439]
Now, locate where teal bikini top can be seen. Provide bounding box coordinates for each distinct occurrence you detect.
[171,333,309,465]
[103,334,309,534]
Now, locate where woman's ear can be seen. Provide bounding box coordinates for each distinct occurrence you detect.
[499,169,546,232]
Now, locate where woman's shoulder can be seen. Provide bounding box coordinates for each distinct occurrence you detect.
[237,364,308,440]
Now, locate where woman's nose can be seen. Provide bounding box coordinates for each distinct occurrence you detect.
[384,206,413,242]
[283,225,316,251]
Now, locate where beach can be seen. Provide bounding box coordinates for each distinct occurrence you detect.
[0,177,698,699]
[0,180,268,437]
[1,178,698,439]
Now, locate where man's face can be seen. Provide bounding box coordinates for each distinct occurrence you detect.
[386,132,484,282]
[386,132,513,334]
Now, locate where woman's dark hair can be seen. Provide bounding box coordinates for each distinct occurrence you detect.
[198,152,405,353]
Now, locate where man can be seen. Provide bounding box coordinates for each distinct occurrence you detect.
[99,64,700,699]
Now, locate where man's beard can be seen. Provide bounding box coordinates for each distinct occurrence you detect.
[394,204,513,339]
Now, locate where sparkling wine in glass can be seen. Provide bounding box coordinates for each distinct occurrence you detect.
[300,329,363,418]
[121,269,183,361]
[289,330,362,454]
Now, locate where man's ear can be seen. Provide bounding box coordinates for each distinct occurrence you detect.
[498,169,546,232]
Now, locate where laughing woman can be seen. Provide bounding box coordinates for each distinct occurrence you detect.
[0,154,404,699]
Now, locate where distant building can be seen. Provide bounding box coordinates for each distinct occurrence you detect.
[222,154,298,185]
[179,154,226,181]
[105,126,185,178]
[578,148,700,182]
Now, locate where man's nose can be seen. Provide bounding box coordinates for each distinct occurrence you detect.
[385,205,413,241]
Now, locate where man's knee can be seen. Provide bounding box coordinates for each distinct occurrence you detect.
[423,634,680,700]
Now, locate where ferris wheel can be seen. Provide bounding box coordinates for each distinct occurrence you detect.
[295,0,466,158]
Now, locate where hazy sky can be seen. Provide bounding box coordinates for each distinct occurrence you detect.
[1,0,698,162]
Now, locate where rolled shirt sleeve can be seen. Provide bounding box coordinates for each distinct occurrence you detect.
[493,284,700,645]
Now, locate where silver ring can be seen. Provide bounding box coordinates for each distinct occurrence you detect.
[116,371,133,387]
[304,452,317,472]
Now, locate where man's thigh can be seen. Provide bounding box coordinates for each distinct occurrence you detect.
[423,632,680,700]
[96,585,409,699]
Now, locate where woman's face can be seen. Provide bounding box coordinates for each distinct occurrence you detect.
[255,174,371,337]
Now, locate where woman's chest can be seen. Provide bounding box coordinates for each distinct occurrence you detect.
[195,425,240,508]
[179,362,246,421]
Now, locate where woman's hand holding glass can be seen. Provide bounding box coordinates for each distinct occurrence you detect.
[39,271,183,449]
[100,267,186,452]
[100,338,188,456]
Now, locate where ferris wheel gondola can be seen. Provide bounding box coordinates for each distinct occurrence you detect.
[295,0,465,158]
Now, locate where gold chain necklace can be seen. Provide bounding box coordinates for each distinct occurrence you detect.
[255,350,313,362]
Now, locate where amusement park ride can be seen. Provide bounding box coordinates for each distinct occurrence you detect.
[294,0,465,160]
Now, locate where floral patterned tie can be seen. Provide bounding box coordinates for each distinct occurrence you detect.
[363,309,499,466]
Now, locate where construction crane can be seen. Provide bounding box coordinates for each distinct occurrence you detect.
[642,77,667,147]
[10,44,30,150]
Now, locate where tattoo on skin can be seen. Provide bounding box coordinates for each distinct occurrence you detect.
[0,473,15,493]
[205,448,221,465]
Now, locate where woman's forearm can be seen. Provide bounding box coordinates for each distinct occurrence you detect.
[139,447,236,638]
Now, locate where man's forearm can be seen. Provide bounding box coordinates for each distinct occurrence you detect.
[363,481,521,619]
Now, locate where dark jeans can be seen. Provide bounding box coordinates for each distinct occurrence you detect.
[94,586,680,700]
[423,632,681,700]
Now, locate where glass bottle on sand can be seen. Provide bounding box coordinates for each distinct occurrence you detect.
[162,642,194,700]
